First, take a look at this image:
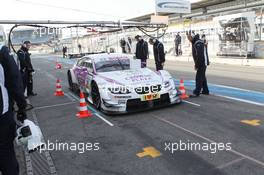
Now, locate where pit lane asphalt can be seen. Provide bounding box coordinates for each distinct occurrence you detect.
[26,54,264,175]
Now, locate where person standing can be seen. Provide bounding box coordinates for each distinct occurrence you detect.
[127,37,132,53]
[149,38,165,71]
[78,44,82,54]
[135,35,149,68]
[187,33,210,97]
[120,38,127,53]
[17,41,37,97]
[0,44,27,175]
[201,34,209,67]
[62,46,67,58]
[174,32,182,56]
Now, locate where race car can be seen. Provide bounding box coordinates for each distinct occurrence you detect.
[67,53,182,114]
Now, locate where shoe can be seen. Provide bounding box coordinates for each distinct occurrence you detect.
[28,92,37,96]
[189,94,200,98]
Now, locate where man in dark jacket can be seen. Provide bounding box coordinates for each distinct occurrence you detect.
[188,33,210,97]
[174,32,182,56]
[120,38,127,53]
[62,46,67,58]
[17,41,37,97]
[149,38,165,71]
[135,35,149,68]
[0,44,27,175]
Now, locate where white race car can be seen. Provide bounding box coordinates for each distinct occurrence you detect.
[67,53,182,114]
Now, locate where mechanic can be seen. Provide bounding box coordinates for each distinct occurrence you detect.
[174,32,182,56]
[17,41,37,97]
[127,37,132,53]
[0,44,27,175]
[187,32,210,97]
[149,38,165,71]
[78,44,82,54]
[201,34,209,65]
[120,38,127,53]
[135,35,149,68]
[62,46,67,58]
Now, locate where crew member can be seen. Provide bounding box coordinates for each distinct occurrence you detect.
[0,44,27,175]
[17,41,37,97]
[187,33,210,97]
[149,38,165,71]
[62,46,67,58]
[135,35,149,68]
[127,37,132,53]
[120,38,126,53]
[78,44,82,54]
[174,32,182,56]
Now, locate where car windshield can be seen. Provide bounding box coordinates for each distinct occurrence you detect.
[95,59,130,72]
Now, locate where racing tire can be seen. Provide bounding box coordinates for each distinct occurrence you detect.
[91,82,101,109]
[68,71,79,93]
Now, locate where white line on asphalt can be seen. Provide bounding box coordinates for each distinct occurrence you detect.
[69,92,115,127]
[216,158,245,169]
[184,80,264,95]
[64,93,77,102]
[215,94,264,107]
[68,92,80,101]
[34,102,76,110]
[209,84,264,95]
[154,116,264,168]
[95,113,114,127]
[183,100,201,107]
[45,72,57,80]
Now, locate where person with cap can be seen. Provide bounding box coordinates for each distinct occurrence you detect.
[0,43,27,175]
[135,35,149,68]
[17,41,37,97]
[174,32,182,56]
[186,32,210,97]
[149,38,165,71]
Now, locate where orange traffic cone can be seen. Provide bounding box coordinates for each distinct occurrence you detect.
[55,62,62,70]
[76,92,92,118]
[54,79,64,96]
[179,79,188,99]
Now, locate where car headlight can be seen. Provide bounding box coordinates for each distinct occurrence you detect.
[108,87,131,94]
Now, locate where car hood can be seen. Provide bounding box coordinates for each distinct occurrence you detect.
[96,68,163,86]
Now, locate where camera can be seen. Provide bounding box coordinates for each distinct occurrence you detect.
[16,119,45,153]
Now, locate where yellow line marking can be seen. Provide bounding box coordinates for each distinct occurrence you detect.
[241,119,261,126]
[136,147,162,158]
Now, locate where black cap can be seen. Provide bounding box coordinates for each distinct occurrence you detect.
[23,41,31,44]
[135,35,141,39]
[149,38,155,43]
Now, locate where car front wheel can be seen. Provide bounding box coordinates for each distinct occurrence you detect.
[91,82,101,109]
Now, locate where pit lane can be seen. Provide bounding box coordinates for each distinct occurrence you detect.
[22,54,264,175]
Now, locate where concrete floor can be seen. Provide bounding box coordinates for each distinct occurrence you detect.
[19,54,264,175]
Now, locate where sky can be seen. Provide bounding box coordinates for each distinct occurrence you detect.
[0,0,201,21]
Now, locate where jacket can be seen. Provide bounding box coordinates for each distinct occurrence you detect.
[17,46,34,73]
[192,38,209,68]
[0,46,27,113]
[135,39,149,60]
[153,40,165,63]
